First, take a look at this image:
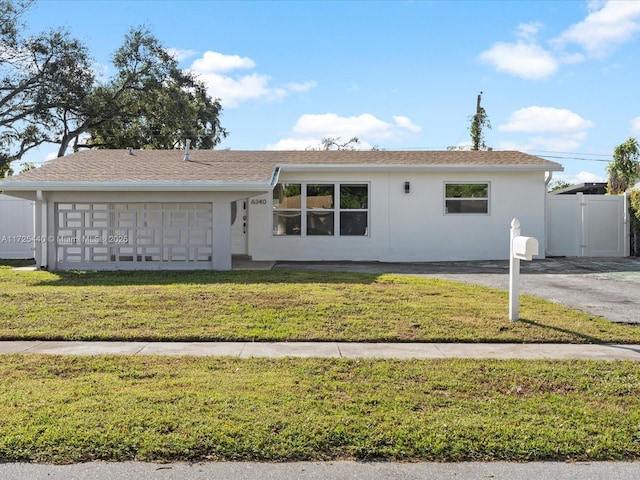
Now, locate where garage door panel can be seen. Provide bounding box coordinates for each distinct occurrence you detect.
[55,202,213,268]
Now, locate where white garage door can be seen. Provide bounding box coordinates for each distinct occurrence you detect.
[55,202,213,269]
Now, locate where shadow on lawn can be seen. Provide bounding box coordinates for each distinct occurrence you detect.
[30,269,382,287]
[518,318,625,344]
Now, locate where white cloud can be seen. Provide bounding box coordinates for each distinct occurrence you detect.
[191,51,255,73]
[479,41,558,80]
[393,116,422,133]
[554,0,640,57]
[283,81,318,92]
[498,106,593,152]
[266,137,324,150]
[166,48,197,62]
[188,51,316,108]
[480,1,640,79]
[499,106,594,134]
[631,116,640,135]
[516,22,543,41]
[266,112,421,150]
[555,171,608,184]
[575,171,607,182]
[196,72,286,108]
[293,113,392,139]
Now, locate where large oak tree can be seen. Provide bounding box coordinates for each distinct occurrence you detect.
[0,0,93,176]
[59,27,227,155]
[1,1,227,177]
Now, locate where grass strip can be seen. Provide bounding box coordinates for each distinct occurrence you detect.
[1,267,639,343]
[0,355,639,463]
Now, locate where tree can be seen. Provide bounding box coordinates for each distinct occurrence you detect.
[0,0,94,176]
[607,137,639,194]
[1,4,227,177]
[548,180,573,193]
[470,92,491,151]
[55,27,227,154]
[320,136,361,150]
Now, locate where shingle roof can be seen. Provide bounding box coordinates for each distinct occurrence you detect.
[1,149,562,190]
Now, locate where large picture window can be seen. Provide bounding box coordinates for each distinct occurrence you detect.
[445,183,489,214]
[273,182,369,236]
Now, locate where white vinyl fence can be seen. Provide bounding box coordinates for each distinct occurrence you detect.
[0,194,35,259]
[546,192,627,257]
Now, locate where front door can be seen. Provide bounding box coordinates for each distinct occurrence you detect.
[231,200,247,255]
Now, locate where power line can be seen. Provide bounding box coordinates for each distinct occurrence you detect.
[533,154,612,163]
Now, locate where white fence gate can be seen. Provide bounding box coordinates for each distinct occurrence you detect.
[0,194,35,259]
[546,192,627,257]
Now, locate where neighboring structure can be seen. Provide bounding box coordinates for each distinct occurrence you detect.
[552,182,607,195]
[0,149,562,270]
[0,194,35,259]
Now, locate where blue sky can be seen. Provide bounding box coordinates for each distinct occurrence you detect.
[19,0,640,184]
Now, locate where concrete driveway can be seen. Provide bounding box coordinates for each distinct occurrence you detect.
[274,257,640,324]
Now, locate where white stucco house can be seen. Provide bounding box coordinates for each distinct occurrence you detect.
[0,149,562,270]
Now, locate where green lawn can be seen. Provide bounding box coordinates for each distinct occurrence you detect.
[1,265,639,343]
[2,263,640,463]
[1,355,639,463]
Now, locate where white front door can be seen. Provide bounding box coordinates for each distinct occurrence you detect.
[231,200,247,255]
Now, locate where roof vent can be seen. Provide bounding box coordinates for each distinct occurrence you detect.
[184,139,191,162]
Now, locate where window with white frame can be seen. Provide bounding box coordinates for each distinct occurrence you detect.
[444,183,489,214]
[273,182,369,236]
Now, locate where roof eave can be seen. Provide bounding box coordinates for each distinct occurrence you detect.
[0,181,274,192]
[277,163,563,172]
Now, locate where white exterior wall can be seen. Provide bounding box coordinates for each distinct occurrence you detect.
[248,170,547,262]
[0,194,35,259]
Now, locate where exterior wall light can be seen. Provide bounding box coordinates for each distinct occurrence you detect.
[404,181,410,193]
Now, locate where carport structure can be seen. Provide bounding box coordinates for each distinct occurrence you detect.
[0,149,276,270]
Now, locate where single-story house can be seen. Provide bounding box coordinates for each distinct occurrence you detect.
[0,149,563,270]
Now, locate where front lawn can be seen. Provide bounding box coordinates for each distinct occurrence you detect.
[0,355,638,463]
[2,264,640,464]
[1,265,639,343]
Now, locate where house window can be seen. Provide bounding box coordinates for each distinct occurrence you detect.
[273,182,369,236]
[306,184,334,235]
[273,183,302,235]
[340,184,368,235]
[445,183,489,214]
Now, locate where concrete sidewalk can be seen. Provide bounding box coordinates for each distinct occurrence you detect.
[2,460,639,480]
[2,341,640,360]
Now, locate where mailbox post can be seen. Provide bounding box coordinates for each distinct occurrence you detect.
[509,218,539,321]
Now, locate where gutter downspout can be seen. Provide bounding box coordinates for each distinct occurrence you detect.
[36,190,48,269]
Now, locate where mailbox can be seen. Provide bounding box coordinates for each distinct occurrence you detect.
[512,236,538,261]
